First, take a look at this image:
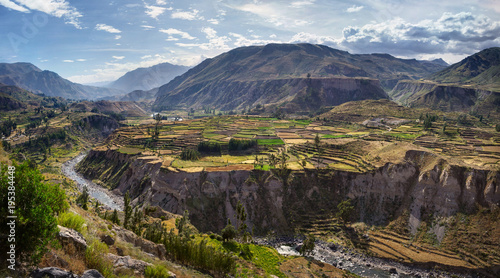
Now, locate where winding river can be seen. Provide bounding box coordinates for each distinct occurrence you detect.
[61,152,123,211]
[62,153,469,278]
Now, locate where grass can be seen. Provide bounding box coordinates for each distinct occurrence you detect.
[321,134,351,139]
[58,212,86,233]
[257,138,285,145]
[385,132,421,140]
[118,147,143,154]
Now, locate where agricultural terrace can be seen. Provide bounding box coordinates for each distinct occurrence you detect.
[100,114,500,173]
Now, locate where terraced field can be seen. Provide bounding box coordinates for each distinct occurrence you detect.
[101,115,499,173]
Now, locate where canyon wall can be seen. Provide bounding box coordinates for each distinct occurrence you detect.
[77,149,500,235]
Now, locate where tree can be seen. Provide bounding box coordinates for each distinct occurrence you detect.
[131,207,143,236]
[314,134,323,167]
[301,233,315,256]
[0,161,69,266]
[336,199,354,224]
[76,186,89,210]
[236,201,247,239]
[496,124,500,132]
[221,221,237,242]
[123,191,132,229]
[110,209,120,225]
[175,210,191,238]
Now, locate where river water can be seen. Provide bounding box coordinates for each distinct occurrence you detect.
[61,152,123,211]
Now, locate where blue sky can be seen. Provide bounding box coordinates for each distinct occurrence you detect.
[1,0,499,84]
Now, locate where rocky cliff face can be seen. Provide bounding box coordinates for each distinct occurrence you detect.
[77,149,500,235]
[390,80,497,113]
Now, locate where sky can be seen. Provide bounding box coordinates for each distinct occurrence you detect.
[0,0,499,84]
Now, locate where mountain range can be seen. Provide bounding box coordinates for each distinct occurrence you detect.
[152,43,447,112]
[108,62,190,92]
[0,63,122,100]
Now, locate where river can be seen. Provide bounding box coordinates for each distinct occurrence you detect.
[61,152,123,211]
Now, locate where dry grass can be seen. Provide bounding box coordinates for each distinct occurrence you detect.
[279,257,349,278]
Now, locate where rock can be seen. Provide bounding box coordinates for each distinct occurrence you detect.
[366,263,371,267]
[30,267,78,278]
[57,226,87,252]
[106,253,152,274]
[81,269,105,278]
[112,225,166,259]
[389,267,398,274]
[116,247,124,256]
[100,234,115,246]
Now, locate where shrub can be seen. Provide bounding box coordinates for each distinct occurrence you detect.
[180,148,200,161]
[76,186,89,210]
[228,138,258,151]
[0,161,69,266]
[145,264,172,278]
[197,141,221,154]
[85,238,113,277]
[221,223,237,242]
[57,212,85,233]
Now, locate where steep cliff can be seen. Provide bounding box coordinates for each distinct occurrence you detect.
[390,80,498,114]
[77,148,500,236]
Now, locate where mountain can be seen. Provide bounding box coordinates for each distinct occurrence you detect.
[0,62,123,100]
[109,62,190,92]
[152,43,446,112]
[390,48,500,114]
[430,47,500,91]
[0,83,67,109]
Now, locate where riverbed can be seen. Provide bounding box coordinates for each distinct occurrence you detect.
[61,152,123,211]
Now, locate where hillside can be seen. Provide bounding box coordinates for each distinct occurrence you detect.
[0,63,123,99]
[0,83,67,109]
[430,47,500,91]
[109,62,190,92]
[152,43,446,112]
[68,100,148,117]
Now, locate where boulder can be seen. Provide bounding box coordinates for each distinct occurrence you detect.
[100,234,115,246]
[106,253,152,274]
[81,269,105,278]
[30,267,77,278]
[57,226,87,252]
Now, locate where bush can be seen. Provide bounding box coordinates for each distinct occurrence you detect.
[145,264,172,278]
[85,239,113,277]
[76,186,89,210]
[0,161,69,266]
[197,141,221,154]
[228,138,258,151]
[221,223,237,242]
[57,212,85,233]
[180,148,200,161]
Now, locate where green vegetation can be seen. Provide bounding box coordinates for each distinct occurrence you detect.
[145,264,172,278]
[256,138,284,145]
[228,138,258,151]
[197,141,222,154]
[301,233,316,256]
[57,212,85,233]
[0,161,69,266]
[76,186,89,210]
[180,148,201,160]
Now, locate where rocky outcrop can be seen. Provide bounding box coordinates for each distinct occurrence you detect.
[57,226,87,252]
[30,268,104,278]
[112,225,167,259]
[106,254,152,275]
[78,149,500,235]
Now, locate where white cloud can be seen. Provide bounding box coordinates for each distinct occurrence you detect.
[115,35,121,40]
[76,59,86,62]
[208,18,219,24]
[270,34,277,38]
[156,0,167,5]
[1,0,83,28]
[95,24,121,33]
[141,55,152,59]
[346,5,364,13]
[171,9,204,20]
[0,0,29,12]
[145,5,171,19]
[289,32,339,45]
[112,56,125,60]
[159,28,196,40]
[229,32,280,47]
[340,12,500,56]
[63,59,74,63]
[141,25,155,30]
[177,27,231,50]
[290,0,315,8]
